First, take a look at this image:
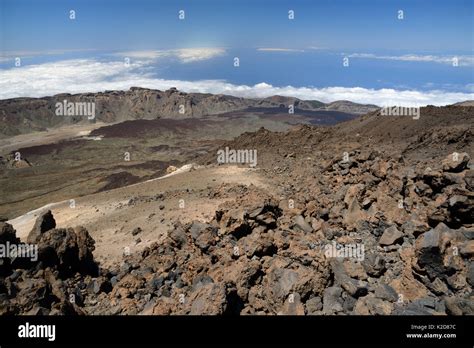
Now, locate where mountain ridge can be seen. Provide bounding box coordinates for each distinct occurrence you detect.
[0,87,379,138]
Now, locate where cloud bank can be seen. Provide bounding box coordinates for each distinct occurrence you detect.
[0,58,472,106]
[348,53,474,67]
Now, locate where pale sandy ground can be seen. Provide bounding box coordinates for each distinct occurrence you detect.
[0,123,108,154]
[8,164,268,268]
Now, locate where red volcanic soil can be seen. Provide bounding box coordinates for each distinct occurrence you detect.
[16,139,87,157]
[90,118,211,138]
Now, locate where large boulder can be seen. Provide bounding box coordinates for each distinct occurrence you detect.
[414,223,460,281]
[379,226,404,246]
[189,221,218,252]
[0,223,20,276]
[448,193,474,225]
[0,222,19,244]
[441,152,470,173]
[353,294,393,315]
[322,286,344,314]
[186,282,228,315]
[37,226,98,278]
[27,210,56,244]
[215,195,281,238]
[262,255,330,313]
[445,296,474,315]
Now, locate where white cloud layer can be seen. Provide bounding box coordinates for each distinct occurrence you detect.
[0,58,472,106]
[348,53,474,66]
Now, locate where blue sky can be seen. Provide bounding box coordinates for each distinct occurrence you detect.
[0,0,473,105]
[0,0,474,51]
[2,0,473,51]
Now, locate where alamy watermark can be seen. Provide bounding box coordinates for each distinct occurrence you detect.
[55,100,95,120]
[217,147,257,167]
[380,105,420,120]
[324,241,365,262]
[0,242,38,261]
[18,322,55,342]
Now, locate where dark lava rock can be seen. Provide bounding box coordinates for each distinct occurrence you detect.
[27,210,56,244]
[37,226,98,278]
[0,222,19,244]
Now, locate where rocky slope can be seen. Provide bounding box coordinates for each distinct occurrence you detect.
[0,105,472,315]
[0,87,378,137]
[453,100,474,107]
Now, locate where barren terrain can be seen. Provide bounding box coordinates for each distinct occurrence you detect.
[0,98,472,316]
